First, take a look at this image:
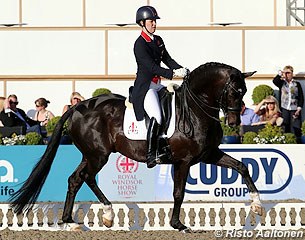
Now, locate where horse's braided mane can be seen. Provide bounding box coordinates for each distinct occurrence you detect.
[189,62,238,80]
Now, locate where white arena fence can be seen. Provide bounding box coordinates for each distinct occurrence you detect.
[0,202,304,231]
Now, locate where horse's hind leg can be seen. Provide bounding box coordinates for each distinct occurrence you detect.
[84,170,114,228]
[62,161,87,224]
[214,149,262,215]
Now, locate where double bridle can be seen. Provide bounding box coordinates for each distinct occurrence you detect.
[178,73,245,136]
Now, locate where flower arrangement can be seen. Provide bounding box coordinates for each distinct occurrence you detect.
[242,124,297,144]
[2,133,26,145]
[1,132,42,146]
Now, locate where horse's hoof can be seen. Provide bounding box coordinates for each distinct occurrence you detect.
[180,227,192,233]
[61,223,83,231]
[251,203,263,216]
[103,217,114,228]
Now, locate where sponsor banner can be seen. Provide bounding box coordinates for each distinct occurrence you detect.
[0,145,95,202]
[1,144,303,202]
[155,145,305,201]
[98,153,155,201]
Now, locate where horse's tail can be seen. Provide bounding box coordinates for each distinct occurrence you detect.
[9,108,74,214]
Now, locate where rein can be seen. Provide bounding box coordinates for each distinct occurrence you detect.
[178,72,243,136]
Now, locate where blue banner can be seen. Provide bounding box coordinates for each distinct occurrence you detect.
[0,145,96,202]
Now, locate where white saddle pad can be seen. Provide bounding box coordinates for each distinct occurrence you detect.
[123,92,176,140]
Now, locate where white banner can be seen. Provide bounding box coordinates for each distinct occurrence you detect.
[98,145,304,202]
[155,144,303,201]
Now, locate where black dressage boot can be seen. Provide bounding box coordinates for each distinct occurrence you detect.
[146,117,167,168]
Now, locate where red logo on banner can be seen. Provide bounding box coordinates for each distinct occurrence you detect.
[116,155,139,173]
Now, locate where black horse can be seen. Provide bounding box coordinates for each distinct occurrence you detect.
[10,62,262,232]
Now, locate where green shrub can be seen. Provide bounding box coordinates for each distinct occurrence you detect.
[283,133,297,144]
[242,131,258,144]
[0,133,2,145]
[301,120,305,135]
[25,132,42,145]
[254,124,285,144]
[252,85,274,104]
[46,116,69,136]
[220,118,240,136]
[92,88,112,97]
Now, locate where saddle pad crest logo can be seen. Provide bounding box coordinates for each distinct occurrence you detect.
[128,122,139,135]
[123,97,176,140]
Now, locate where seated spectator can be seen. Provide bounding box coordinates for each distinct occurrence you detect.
[62,92,85,115]
[0,97,5,126]
[0,94,41,134]
[253,96,282,126]
[240,101,260,125]
[33,98,55,126]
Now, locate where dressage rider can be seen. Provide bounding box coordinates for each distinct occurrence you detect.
[132,6,188,168]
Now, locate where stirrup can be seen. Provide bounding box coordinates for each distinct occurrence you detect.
[147,157,159,168]
[147,152,169,168]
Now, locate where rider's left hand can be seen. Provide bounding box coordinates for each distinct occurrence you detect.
[173,67,189,78]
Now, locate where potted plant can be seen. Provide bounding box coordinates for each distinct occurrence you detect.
[45,116,71,144]
[92,88,112,97]
[248,124,297,144]
[220,118,241,144]
[25,132,42,145]
[242,131,258,144]
[252,84,274,105]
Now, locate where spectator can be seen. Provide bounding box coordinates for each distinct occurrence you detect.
[62,92,85,115]
[0,94,41,134]
[273,65,304,137]
[240,101,260,125]
[253,96,282,126]
[0,96,5,126]
[33,98,55,126]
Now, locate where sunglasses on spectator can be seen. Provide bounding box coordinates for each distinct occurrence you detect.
[284,72,292,74]
[266,102,275,105]
[9,101,18,105]
[35,104,41,107]
[73,97,81,101]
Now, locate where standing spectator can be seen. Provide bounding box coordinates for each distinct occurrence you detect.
[0,94,42,133]
[253,96,282,126]
[240,101,260,125]
[33,97,55,126]
[273,65,304,137]
[62,92,85,115]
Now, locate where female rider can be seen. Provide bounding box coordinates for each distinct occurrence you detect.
[132,6,188,168]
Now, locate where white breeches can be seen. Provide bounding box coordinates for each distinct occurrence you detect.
[144,85,162,125]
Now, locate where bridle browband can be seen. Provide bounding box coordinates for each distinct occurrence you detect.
[178,71,244,136]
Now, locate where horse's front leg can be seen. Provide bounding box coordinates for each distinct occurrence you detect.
[170,163,191,232]
[214,149,263,215]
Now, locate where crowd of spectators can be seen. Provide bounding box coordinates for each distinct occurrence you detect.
[0,92,85,141]
[240,65,304,141]
[0,65,304,144]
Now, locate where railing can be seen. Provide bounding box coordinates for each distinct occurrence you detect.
[1,202,305,231]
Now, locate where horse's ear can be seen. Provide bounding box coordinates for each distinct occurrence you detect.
[242,71,257,78]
